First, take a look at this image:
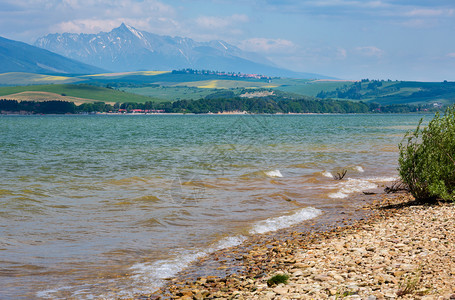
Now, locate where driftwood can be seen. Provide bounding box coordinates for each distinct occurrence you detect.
[333,169,347,180]
[384,180,409,194]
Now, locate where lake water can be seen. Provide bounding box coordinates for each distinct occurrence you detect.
[0,114,428,299]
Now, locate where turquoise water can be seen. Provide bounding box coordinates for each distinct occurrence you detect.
[0,114,428,298]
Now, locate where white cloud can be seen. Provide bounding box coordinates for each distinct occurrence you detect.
[355,46,384,58]
[56,19,120,34]
[239,38,296,54]
[195,14,249,30]
[399,18,439,29]
[405,8,454,17]
[336,48,348,59]
[55,16,180,36]
[448,53,455,58]
[10,0,178,36]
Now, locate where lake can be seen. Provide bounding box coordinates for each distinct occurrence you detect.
[0,114,429,299]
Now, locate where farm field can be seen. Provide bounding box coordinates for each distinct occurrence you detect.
[0,84,161,103]
[120,86,216,101]
[0,72,83,86]
[0,71,454,106]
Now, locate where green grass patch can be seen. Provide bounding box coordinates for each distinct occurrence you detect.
[0,84,163,103]
[274,80,355,97]
[121,86,216,101]
[0,72,83,86]
[172,79,278,89]
[267,274,289,286]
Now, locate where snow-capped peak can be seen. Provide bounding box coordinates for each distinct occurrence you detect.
[124,24,144,40]
[218,41,228,50]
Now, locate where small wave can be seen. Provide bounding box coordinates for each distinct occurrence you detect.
[134,195,160,202]
[130,205,320,294]
[328,191,349,199]
[0,189,15,196]
[130,235,246,293]
[250,207,322,234]
[36,286,73,299]
[107,176,149,185]
[264,169,283,178]
[136,217,163,228]
[322,171,333,178]
[329,178,377,199]
[372,176,398,182]
[328,176,396,199]
[355,166,364,172]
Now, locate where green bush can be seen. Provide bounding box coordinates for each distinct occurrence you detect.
[267,274,289,286]
[399,106,455,202]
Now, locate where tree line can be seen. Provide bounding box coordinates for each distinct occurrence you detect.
[0,98,440,115]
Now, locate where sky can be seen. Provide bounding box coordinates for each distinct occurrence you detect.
[1,0,455,81]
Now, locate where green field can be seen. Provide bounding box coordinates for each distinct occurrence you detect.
[121,86,216,100]
[0,71,454,106]
[173,79,278,89]
[0,72,83,86]
[273,79,354,97]
[316,80,455,105]
[0,84,162,103]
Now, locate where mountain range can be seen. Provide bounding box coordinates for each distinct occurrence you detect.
[0,36,104,74]
[35,24,329,79]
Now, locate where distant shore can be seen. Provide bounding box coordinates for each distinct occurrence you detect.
[140,193,455,299]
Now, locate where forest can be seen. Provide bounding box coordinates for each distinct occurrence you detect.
[0,98,439,114]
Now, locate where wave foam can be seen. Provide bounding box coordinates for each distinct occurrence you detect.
[355,166,364,172]
[328,176,397,199]
[264,169,283,178]
[129,235,246,293]
[322,171,333,178]
[130,206,322,294]
[250,207,322,234]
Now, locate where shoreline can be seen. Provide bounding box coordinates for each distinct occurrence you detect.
[138,192,455,299]
[0,111,436,116]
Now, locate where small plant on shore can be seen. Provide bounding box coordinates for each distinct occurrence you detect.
[267,274,289,286]
[397,268,422,296]
[398,105,455,202]
[335,288,355,299]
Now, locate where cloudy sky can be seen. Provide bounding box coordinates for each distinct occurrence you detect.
[1,0,454,81]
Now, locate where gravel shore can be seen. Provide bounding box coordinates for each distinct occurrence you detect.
[141,193,455,300]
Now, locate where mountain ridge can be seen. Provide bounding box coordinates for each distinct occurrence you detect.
[0,36,104,74]
[35,24,331,79]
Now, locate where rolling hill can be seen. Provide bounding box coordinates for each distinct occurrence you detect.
[0,36,104,74]
[0,71,453,106]
[314,80,455,105]
[0,72,84,86]
[0,84,163,104]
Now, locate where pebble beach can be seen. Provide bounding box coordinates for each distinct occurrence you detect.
[140,193,455,300]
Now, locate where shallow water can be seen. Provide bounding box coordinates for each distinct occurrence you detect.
[0,114,429,299]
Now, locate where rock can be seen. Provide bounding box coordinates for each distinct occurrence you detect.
[313,274,331,282]
[333,274,344,282]
[329,288,338,296]
[384,290,396,298]
[346,284,360,293]
[147,195,455,300]
[273,286,289,295]
[193,292,204,300]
